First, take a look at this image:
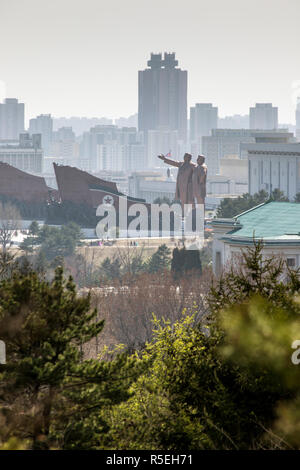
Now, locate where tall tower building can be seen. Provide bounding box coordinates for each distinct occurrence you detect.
[138,52,187,142]
[190,103,218,152]
[249,103,278,130]
[29,114,53,156]
[0,98,25,140]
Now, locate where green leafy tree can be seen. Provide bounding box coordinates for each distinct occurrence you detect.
[208,239,300,316]
[102,242,300,450]
[294,193,300,203]
[216,190,268,218]
[29,220,40,236]
[100,257,121,281]
[0,266,139,449]
[21,222,82,261]
[269,188,289,202]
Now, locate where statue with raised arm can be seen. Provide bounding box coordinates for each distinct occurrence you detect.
[192,155,207,205]
[158,153,195,207]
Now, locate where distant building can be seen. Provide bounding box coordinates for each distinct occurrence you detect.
[147,129,180,168]
[49,127,80,167]
[219,155,248,181]
[98,142,145,172]
[80,125,142,172]
[249,103,278,130]
[0,133,43,174]
[29,114,53,156]
[129,172,177,203]
[218,114,249,129]
[0,98,24,140]
[202,129,255,176]
[115,114,138,128]
[243,131,300,200]
[128,171,247,210]
[138,52,187,142]
[212,202,300,276]
[53,126,75,142]
[190,103,218,153]
[202,128,288,177]
[53,117,113,136]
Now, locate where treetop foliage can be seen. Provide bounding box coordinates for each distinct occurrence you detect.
[216,189,294,218]
[1,240,300,449]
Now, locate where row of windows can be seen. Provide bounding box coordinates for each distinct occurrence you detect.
[0,155,42,172]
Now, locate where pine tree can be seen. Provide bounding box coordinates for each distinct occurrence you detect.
[0,265,140,449]
[269,188,289,202]
[29,220,40,236]
[146,244,171,273]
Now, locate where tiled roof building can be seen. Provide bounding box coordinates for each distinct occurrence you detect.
[212,201,300,275]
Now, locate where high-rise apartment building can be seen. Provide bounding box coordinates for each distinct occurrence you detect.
[29,114,53,156]
[138,52,187,142]
[0,98,25,140]
[190,103,218,152]
[80,125,144,172]
[98,142,145,172]
[249,103,278,130]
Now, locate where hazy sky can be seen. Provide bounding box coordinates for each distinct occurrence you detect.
[0,0,299,124]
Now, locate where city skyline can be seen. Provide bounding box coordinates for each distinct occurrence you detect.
[0,0,300,124]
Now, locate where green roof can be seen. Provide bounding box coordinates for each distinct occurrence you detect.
[227,202,300,239]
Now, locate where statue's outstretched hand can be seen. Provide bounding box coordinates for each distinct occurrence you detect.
[158,154,165,161]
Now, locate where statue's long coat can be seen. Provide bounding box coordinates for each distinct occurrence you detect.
[163,157,195,206]
[192,163,207,203]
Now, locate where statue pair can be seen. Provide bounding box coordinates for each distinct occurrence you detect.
[158,153,207,207]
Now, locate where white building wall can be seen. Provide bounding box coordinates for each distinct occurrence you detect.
[249,152,300,199]
[213,236,300,276]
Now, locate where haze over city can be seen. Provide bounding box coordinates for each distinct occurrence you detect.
[0,0,300,123]
[2,0,300,455]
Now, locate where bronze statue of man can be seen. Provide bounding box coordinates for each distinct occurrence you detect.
[192,155,207,205]
[158,153,195,207]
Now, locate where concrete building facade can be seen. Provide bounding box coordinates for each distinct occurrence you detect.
[0,98,25,140]
[0,133,43,174]
[29,114,53,156]
[249,103,278,130]
[138,52,187,142]
[190,103,218,153]
[202,128,289,177]
[147,129,180,168]
[97,142,145,172]
[243,132,300,200]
